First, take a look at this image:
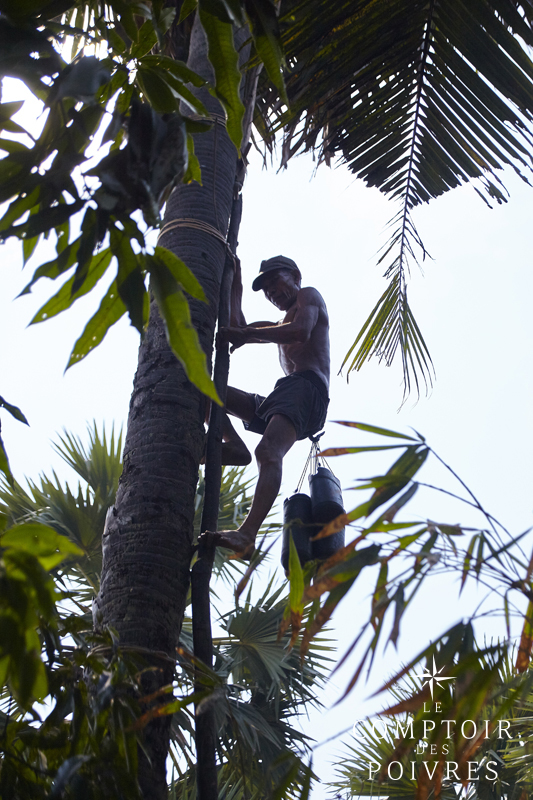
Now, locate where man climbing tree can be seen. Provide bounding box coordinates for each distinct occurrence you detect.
[204,254,330,558]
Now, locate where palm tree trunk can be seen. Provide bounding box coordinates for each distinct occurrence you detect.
[93,15,241,799]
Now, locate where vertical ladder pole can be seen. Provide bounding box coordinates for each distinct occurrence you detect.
[191,187,243,800]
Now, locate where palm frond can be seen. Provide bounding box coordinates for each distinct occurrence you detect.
[330,647,533,799]
[53,422,123,506]
[0,421,333,797]
[0,421,122,594]
[256,0,533,394]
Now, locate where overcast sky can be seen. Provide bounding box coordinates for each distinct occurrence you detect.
[2,78,533,794]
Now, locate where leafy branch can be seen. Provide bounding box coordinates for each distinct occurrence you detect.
[281,421,533,708]
[0,0,286,400]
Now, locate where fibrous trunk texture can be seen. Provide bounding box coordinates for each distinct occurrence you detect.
[93,15,239,799]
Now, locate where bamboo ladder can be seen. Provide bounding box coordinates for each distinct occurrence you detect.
[190,180,243,800]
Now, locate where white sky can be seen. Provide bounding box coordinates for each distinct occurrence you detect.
[2,80,533,796]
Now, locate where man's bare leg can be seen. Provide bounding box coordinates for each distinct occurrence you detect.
[220,414,251,466]
[203,387,256,466]
[205,414,298,557]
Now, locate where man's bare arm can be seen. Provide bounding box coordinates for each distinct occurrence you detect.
[228,259,275,338]
[245,289,319,344]
[217,320,277,350]
[219,288,320,350]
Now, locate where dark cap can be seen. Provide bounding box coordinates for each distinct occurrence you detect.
[252,255,300,292]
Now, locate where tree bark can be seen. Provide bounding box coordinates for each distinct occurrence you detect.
[93,15,240,800]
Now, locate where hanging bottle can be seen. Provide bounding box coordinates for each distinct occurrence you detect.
[281,493,314,574]
[309,466,345,560]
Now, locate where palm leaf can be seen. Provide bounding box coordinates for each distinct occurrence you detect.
[331,650,533,799]
[0,422,123,596]
[256,0,533,394]
[0,418,334,798]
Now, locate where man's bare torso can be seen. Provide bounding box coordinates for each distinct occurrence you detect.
[206,266,331,555]
[278,286,330,391]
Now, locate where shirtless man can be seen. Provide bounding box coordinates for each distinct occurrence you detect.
[206,255,330,558]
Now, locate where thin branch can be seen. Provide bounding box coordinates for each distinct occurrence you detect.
[428,445,529,563]
[416,481,511,536]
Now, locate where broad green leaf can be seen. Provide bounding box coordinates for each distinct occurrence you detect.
[2,0,70,22]
[2,522,83,570]
[149,259,220,402]
[437,523,464,537]
[0,101,23,126]
[245,0,286,98]
[0,397,29,425]
[0,439,13,486]
[288,534,304,613]
[320,445,407,457]
[201,0,246,25]
[130,20,158,59]
[331,421,418,441]
[377,482,418,524]
[55,214,70,255]
[142,55,208,89]
[97,18,127,54]
[183,133,202,184]
[16,651,47,707]
[110,228,146,333]
[0,118,27,135]
[19,237,82,295]
[6,200,84,240]
[137,67,179,114]
[386,445,428,481]
[162,71,210,116]
[198,6,245,150]
[517,599,533,672]
[72,207,99,294]
[23,233,40,264]
[67,281,127,369]
[388,583,405,646]
[184,118,213,135]
[151,247,206,300]
[0,138,31,155]
[272,756,302,800]
[461,534,478,591]
[0,656,8,686]
[372,559,388,620]
[179,0,197,22]
[0,186,40,233]
[112,0,139,42]
[31,248,113,324]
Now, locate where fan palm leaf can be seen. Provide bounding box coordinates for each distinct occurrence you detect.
[0,423,334,797]
[0,422,122,594]
[0,427,259,596]
[331,654,533,798]
[171,583,329,798]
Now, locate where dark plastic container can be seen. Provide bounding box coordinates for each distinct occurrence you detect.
[308,467,345,560]
[281,493,314,573]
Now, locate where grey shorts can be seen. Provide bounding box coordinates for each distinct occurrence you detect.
[243,370,329,441]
